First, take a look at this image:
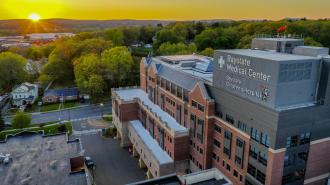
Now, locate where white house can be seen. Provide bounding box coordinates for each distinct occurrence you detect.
[11,82,38,107]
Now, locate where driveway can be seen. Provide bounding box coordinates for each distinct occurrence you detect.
[80,134,146,185]
[4,103,112,124]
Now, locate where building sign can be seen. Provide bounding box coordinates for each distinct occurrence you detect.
[215,53,274,104]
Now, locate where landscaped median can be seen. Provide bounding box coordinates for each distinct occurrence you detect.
[102,114,113,122]
[0,121,73,142]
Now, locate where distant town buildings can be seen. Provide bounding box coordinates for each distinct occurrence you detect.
[0,32,75,50]
[113,35,330,185]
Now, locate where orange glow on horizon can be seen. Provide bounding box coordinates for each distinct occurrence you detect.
[1,0,329,20]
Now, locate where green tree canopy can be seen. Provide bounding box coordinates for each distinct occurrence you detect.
[199,48,214,57]
[101,46,134,87]
[88,74,105,102]
[0,52,28,90]
[103,28,124,46]
[11,111,31,129]
[74,54,109,92]
[158,42,197,55]
[153,29,185,50]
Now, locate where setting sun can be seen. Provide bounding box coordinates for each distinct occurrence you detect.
[28,13,41,22]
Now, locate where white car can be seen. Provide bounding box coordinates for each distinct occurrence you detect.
[0,153,11,164]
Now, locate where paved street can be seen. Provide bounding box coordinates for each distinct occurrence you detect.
[4,103,112,124]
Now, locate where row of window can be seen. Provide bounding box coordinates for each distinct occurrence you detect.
[249,146,268,166]
[250,127,270,147]
[213,156,243,183]
[189,155,203,170]
[284,151,308,167]
[191,100,205,112]
[247,163,266,184]
[158,76,188,102]
[190,140,204,155]
[286,132,311,148]
[165,97,175,106]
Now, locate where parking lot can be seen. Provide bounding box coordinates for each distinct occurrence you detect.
[80,133,146,185]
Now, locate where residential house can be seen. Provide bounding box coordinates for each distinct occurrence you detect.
[42,88,79,104]
[11,82,38,107]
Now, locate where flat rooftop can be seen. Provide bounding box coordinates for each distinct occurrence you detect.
[127,168,232,185]
[129,120,173,164]
[114,88,187,133]
[217,49,318,61]
[153,54,214,82]
[0,133,86,185]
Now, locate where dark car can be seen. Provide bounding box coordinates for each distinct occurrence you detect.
[85,156,95,168]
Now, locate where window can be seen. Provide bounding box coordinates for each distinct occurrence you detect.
[214,124,221,133]
[225,114,234,124]
[286,135,299,148]
[192,100,197,108]
[200,148,203,154]
[249,146,258,159]
[226,164,231,171]
[224,131,232,140]
[258,152,268,166]
[212,152,217,160]
[247,163,256,176]
[299,132,311,145]
[171,83,176,95]
[250,127,260,142]
[235,156,242,166]
[214,139,221,148]
[238,121,247,132]
[156,76,160,85]
[183,90,189,102]
[166,80,170,91]
[197,104,204,112]
[260,132,270,147]
[177,87,183,99]
[233,170,238,177]
[223,147,230,156]
[236,138,244,148]
[161,78,165,88]
[256,170,266,184]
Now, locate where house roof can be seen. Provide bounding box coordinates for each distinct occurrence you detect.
[12,82,38,93]
[44,88,78,97]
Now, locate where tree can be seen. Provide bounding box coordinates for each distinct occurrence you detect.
[74,54,109,92]
[88,75,104,102]
[304,37,323,47]
[158,42,197,55]
[78,38,113,55]
[41,39,80,82]
[200,48,214,57]
[139,26,157,44]
[11,111,31,129]
[153,29,184,50]
[101,47,134,87]
[195,29,218,50]
[0,52,28,90]
[103,28,124,46]
[0,113,5,131]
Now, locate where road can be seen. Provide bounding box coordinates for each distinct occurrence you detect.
[4,103,112,124]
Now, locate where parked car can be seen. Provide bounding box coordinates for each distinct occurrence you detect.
[84,156,94,168]
[0,153,12,165]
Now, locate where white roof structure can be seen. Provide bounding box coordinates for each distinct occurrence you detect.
[218,49,318,61]
[129,120,173,164]
[114,88,187,133]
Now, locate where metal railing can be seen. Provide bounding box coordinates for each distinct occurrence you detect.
[255,34,303,39]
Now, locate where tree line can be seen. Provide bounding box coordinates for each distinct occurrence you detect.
[1,19,329,100]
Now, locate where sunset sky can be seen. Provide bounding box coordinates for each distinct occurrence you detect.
[1,0,329,20]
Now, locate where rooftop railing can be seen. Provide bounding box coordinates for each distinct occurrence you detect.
[255,34,303,39]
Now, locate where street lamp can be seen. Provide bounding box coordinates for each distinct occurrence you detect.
[100,103,104,117]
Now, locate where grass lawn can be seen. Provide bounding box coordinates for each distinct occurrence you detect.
[0,122,73,141]
[40,101,80,112]
[102,115,113,122]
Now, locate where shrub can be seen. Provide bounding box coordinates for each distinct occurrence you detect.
[11,112,31,129]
